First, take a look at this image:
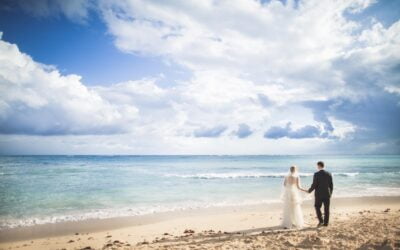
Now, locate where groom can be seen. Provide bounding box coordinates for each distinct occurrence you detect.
[308,161,333,227]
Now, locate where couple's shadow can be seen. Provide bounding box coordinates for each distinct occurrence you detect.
[154,225,317,247]
[234,225,315,234]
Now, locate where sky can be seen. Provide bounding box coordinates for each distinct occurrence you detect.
[0,0,399,155]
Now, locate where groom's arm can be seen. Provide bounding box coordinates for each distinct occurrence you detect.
[329,173,333,196]
[308,173,317,193]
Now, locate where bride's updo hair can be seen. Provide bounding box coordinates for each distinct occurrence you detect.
[290,165,297,173]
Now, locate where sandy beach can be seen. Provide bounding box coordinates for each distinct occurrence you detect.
[1,196,399,249]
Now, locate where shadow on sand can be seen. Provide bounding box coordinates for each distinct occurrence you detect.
[146,225,318,248]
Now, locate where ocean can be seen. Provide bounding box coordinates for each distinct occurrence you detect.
[0,155,399,229]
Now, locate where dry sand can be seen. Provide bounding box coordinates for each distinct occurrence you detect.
[1,196,399,250]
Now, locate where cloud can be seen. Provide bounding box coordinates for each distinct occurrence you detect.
[264,122,324,139]
[99,0,399,100]
[234,123,253,138]
[263,123,291,139]
[98,0,400,125]
[305,94,400,141]
[101,0,362,72]
[257,94,274,108]
[193,125,227,138]
[3,0,92,23]
[0,38,137,135]
[98,0,388,98]
[289,125,323,139]
[303,101,334,133]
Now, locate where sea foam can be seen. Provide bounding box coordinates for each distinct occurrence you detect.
[164,172,360,179]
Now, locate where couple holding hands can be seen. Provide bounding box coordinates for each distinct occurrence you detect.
[282,161,333,229]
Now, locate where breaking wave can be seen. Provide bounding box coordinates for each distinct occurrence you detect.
[165,172,360,179]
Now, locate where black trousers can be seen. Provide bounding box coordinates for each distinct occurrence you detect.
[315,197,330,225]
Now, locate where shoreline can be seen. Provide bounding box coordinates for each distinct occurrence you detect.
[2,201,285,243]
[1,196,400,249]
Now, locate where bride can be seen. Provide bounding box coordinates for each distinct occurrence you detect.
[282,165,307,229]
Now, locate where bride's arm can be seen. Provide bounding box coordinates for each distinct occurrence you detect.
[296,177,307,192]
[283,177,287,187]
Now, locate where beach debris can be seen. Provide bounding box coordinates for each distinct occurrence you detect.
[203,229,215,234]
[105,235,112,238]
[297,235,323,247]
[384,208,390,213]
[67,240,74,243]
[283,239,294,246]
[163,232,169,235]
[138,240,149,245]
[184,229,195,234]
[105,243,113,247]
[244,238,252,244]
[87,237,94,240]
[80,246,93,250]
[75,232,79,235]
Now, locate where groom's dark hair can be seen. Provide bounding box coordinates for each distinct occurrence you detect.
[317,161,324,168]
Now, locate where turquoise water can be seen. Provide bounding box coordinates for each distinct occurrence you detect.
[0,155,399,229]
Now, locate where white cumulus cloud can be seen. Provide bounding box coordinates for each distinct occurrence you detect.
[0,39,138,135]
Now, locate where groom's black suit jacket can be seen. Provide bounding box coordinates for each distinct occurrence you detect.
[308,169,333,199]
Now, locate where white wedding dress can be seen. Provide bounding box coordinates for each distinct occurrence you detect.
[281,173,304,229]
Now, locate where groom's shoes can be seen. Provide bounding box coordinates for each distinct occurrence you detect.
[317,222,324,227]
[323,223,329,227]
